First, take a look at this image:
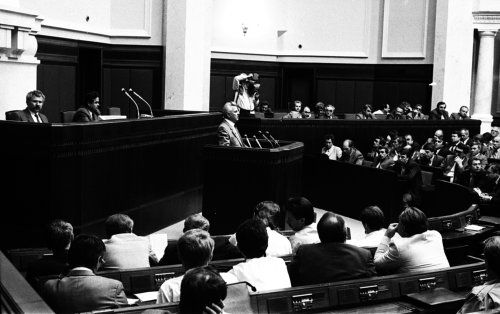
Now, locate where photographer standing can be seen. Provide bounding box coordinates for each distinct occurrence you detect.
[233,73,259,115]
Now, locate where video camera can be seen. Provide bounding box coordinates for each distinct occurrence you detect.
[232,73,260,93]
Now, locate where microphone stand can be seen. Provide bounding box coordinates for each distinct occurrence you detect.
[258,131,274,147]
[244,134,252,148]
[266,131,280,147]
[253,135,262,148]
[129,88,154,118]
[121,88,140,119]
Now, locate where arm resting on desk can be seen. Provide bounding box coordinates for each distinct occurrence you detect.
[374,236,402,273]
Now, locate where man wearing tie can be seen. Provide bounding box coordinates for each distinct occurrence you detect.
[218,101,245,147]
[17,90,49,123]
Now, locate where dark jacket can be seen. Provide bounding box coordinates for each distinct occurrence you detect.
[73,107,100,122]
[429,109,450,120]
[17,108,49,123]
[287,242,376,286]
[450,113,470,120]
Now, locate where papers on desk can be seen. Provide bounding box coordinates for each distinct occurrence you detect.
[464,224,485,231]
[148,233,168,260]
[127,298,140,305]
[100,115,127,120]
[134,291,158,303]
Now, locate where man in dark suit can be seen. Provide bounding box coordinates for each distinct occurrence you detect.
[287,212,376,286]
[73,91,101,122]
[450,106,470,120]
[429,101,450,120]
[15,90,49,123]
[43,235,128,313]
[455,157,491,191]
[417,142,444,168]
[340,139,364,165]
[159,214,242,266]
[393,148,423,204]
[218,101,245,147]
[26,220,73,290]
[372,146,395,170]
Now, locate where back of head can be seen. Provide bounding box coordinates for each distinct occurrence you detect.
[179,266,227,314]
[46,220,74,253]
[254,201,280,229]
[85,91,99,105]
[286,197,315,226]
[398,207,428,237]
[317,212,346,243]
[360,206,385,232]
[105,214,133,238]
[184,214,210,232]
[483,236,500,278]
[236,218,268,258]
[68,234,105,270]
[178,229,214,269]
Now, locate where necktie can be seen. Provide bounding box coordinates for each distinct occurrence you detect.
[35,113,41,123]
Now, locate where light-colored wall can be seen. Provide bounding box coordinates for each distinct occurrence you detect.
[211,0,436,64]
[17,0,163,45]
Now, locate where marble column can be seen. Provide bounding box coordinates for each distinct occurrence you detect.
[162,0,213,111]
[472,30,497,133]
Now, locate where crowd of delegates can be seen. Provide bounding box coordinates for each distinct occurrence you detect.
[25,196,500,313]
[277,99,473,121]
[320,126,500,211]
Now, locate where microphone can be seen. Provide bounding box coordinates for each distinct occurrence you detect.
[266,131,280,147]
[121,88,140,119]
[129,88,154,118]
[244,134,252,148]
[253,135,262,148]
[227,281,257,292]
[258,130,274,147]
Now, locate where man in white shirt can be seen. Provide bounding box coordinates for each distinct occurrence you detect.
[286,197,320,253]
[352,206,387,248]
[227,219,291,291]
[321,134,342,160]
[157,229,236,303]
[102,214,158,270]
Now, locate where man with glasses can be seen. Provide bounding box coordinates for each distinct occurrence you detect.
[323,104,338,119]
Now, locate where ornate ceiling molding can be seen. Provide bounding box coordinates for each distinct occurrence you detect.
[473,11,500,31]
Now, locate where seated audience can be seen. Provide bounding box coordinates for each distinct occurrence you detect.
[456,157,491,192]
[458,236,500,313]
[43,234,128,312]
[340,139,364,165]
[410,104,427,120]
[73,91,101,122]
[386,106,408,120]
[314,102,325,119]
[372,146,395,170]
[366,137,386,160]
[282,100,302,119]
[352,206,387,248]
[227,219,291,291]
[443,143,470,182]
[469,142,488,167]
[479,164,500,215]
[460,128,473,146]
[323,104,339,119]
[451,105,470,120]
[373,104,391,116]
[179,266,227,314]
[286,197,320,253]
[321,134,342,161]
[355,104,375,119]
[374,207,449,274]
[417,142,444,168]
[102,214,158,269]
[429,101,450,120]
[403,134,420,152]
[259,101,274,118]
[26,220,73,287]
[288,212,376,286]
[302,106,313,119]
[393,148,423,203]
[15,90,49,123]
[157,229,235,303]
[229,201,292,257]
[487,136,500,160]
[159,214,242,266]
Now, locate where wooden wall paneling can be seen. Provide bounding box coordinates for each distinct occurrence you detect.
[283,68,314,110]
[130,69,154,114]
[354,81,374,110]
[373,81,401,109]
[103,68,112,112]
[258,76,276,109]
[316,79,337,107]
[225,76,235,103]
[109,68,133,117]
[78,46,103,104]
[209,75,226,112]
[335,80,356,113]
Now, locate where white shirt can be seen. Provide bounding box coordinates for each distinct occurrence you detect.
[229,227,292,257]
[30,110,42,123]
[289,223,320,254]
[157,272,237,304]
[350,229,386,248]
[102,233,155,269]
[227,256,291,291]
[321,145,342,160]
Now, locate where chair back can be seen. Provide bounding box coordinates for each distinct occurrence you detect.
[5,110,21,121]
[60,111,76,123]
[107,107,121,115]
[421,170,434,187]
[344,113,357,119]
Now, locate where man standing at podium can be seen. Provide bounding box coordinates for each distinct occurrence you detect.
[218,101,245,147]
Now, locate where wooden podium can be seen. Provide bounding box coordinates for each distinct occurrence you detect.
[202,140,304,235]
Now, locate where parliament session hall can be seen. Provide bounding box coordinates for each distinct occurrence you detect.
[2,0,500,313]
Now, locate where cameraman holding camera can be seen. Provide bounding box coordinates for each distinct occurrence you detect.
[233,73,260,116]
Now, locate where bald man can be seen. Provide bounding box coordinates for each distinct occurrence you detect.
[287,212,376,286]
[218,101,245,147]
